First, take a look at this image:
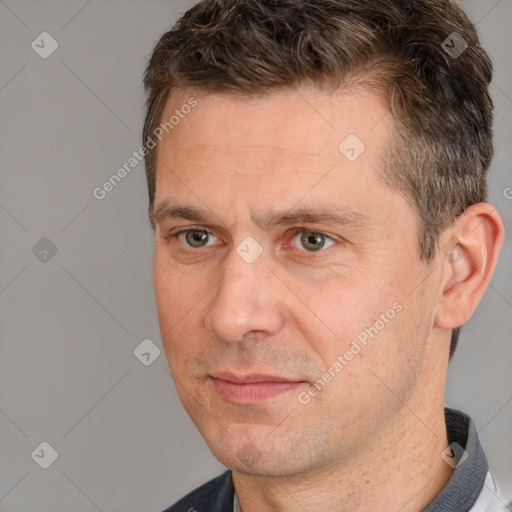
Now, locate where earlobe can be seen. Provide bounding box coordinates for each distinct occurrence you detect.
[434,203,505,330]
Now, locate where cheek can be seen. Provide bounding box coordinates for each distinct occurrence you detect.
[153,260,175,330]
[153,250,199,319]
[297,279,392,353]
[153,256,198,361]
[296,263,424,382]
[153,252,224,384]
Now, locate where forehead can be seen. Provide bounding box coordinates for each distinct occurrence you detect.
[153,85,400,227]
[157,85,391,163]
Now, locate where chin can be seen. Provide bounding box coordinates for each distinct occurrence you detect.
[209,439,311,478]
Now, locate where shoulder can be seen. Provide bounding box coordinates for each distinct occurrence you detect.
[160,470,234,512]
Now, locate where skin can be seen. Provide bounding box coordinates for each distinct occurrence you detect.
[151,85,504,511]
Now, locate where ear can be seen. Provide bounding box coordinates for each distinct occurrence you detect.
[434,202,505,330]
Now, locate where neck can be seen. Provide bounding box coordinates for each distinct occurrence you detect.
[233,393,453,512]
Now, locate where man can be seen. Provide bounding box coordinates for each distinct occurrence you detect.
[142,1,509,510]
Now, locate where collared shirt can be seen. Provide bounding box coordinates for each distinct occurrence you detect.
[233,408,509,512]
[162,407,510,511]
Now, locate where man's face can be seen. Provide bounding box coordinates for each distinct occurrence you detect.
[152,85,441,476]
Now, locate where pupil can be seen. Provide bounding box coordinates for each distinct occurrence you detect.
[188,230,207,247]
[303,232,324,251]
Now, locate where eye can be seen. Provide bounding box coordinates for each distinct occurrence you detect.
[171,228,220,248]
[166,227,338,254]
[289,229,337,253]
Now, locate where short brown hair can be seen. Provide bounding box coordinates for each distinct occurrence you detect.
[143,0,494,359]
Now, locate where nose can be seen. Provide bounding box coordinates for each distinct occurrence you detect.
[204,253,286,343]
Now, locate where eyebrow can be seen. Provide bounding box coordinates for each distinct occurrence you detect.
[151,201,372,231]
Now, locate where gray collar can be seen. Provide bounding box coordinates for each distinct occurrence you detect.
[423,407,489,511]
[234,407,489,512]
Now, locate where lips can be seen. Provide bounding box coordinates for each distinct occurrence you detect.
[210,371,306,404]
[212,371,302,384]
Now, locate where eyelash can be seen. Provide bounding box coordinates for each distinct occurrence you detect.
[164,227,339,257]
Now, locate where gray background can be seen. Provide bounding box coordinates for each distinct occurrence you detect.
[0,1,510,511]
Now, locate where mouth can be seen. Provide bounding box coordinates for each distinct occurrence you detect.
[210,371,307,405]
